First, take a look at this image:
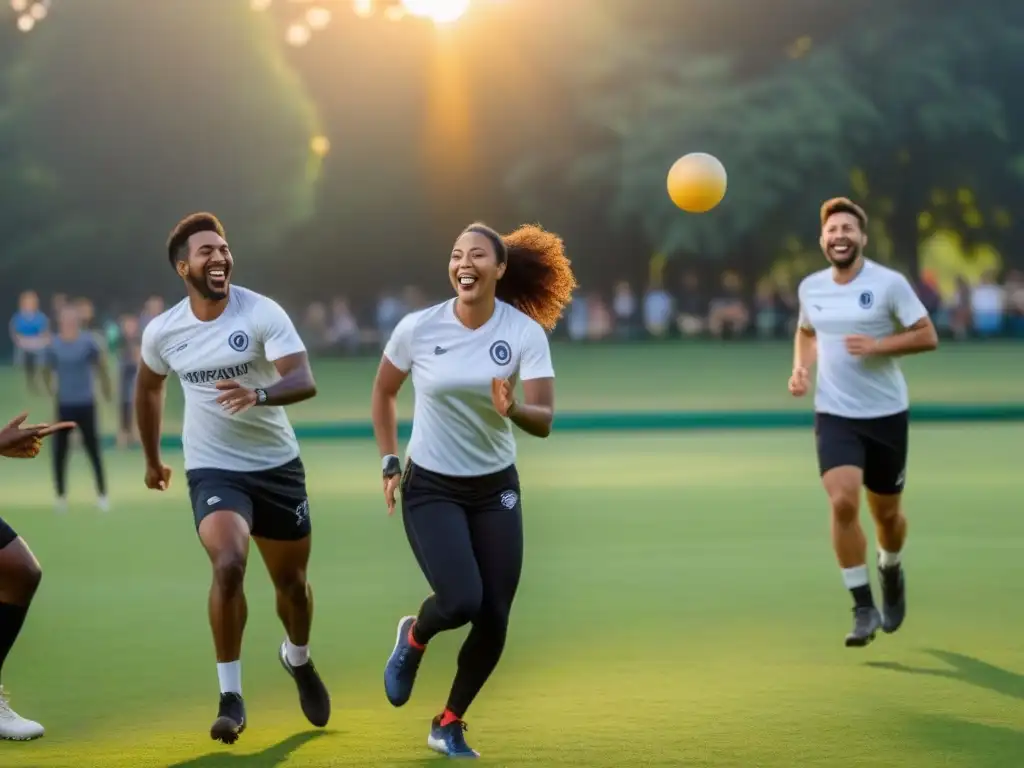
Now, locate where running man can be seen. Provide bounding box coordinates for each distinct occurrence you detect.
[372,222,577,758]
[0,412,75,740]
[790,197,938,647]
[135,212,329,744]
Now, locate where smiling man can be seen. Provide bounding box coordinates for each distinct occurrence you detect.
[134,213,330,744]
[788,198,938,648]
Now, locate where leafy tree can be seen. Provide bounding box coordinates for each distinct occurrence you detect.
[0,0,319,298]
[508,3,1023,276]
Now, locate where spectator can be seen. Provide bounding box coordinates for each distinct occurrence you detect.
[643,281,674,338]
[708,271,749,339]
[970,270,1004,337]
[675,271,706,338]
[586,293,613,341]
[9,290,50,392]
[565,293,589,341]
[139,295,165,331]
[1004,270,1024,338]
[753,277,782,339]
[327,297,360,355]
[611,281,637,340]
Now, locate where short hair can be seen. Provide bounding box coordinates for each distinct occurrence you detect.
[820,197,867,230]
[167,212,226,267]
[463,222,578,331]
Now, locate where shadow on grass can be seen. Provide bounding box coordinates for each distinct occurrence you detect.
[168,730,331,768]
[865,649,1024,702]
[903,714,1024,768]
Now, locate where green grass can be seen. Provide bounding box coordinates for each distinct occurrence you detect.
[2,425,1023,766]
[4,341,1023,432]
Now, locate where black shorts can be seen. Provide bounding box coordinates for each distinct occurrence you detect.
[0,516,17,550]
[815,410,909,495]
[186,457,311,541]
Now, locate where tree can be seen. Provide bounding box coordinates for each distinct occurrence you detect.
[507,3,1023,275]
[0,0,320,298]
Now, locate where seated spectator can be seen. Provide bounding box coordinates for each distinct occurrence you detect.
[970,270,1004,337]
[675,271,706,337]
[708,271,749,339]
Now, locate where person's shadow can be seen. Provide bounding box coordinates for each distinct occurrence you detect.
[168,730,330,768]
[903,714,1024,767]
[865,649,1024,701]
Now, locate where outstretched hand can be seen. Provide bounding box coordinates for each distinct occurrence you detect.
[215,380,258,415]
[0,412,76,459]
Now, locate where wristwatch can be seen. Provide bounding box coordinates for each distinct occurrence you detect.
[382,454,402,478]
[254,388,268,405]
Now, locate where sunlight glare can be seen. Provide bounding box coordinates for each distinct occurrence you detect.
[402,0,471,24]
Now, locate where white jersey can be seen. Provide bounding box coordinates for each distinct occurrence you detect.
[798,259,928,419]
[141,285,306,472]
[385,299,555,477]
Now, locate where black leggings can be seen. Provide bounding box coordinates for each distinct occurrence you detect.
[401,461,524,718]
[53,403,106,497]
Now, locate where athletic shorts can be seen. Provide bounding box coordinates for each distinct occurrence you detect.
[0,515,18,550]
[814,410,909,495]
[186,457,311,541]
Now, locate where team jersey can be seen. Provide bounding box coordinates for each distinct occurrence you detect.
[385,299,555,476]
[798,259,928,419]
[140,285,306,472]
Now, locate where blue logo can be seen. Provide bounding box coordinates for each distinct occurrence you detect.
[228,330,250,352]
[489,340,511,366]
[858,290,874,309]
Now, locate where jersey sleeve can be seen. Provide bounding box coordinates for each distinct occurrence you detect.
[519,321,555,380]
[258,298,307,361]
[796,282,814,331]
[140,320,170,375]
[383,312,417,373]
[890,274,929,328]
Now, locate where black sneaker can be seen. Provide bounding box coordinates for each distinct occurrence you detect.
[279,643,331,727]
[845,605,882,647]
[427,715,479,758]
[879,564,906,634]
[384,616,425,707]
[210,692,246,744]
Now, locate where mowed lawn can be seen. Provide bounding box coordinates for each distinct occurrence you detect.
[2,426,1023,767]
[1,341,1022,431]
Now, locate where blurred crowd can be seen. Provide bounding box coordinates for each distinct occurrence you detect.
[9,268,1024,379]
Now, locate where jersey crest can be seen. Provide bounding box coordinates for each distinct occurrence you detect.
[489,340,512,366]
[228,330,250,352]
[858,290,874,309]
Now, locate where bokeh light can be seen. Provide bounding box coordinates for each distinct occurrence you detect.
[286,23,312,47]
[16,13,34,31]
[306,6,332,30]
[402,0,470,24]
[9,0,28,12]
[310,135,331,157]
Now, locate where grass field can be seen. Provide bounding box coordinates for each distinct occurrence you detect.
[2,424,1023,767]
[2,341,1022,432]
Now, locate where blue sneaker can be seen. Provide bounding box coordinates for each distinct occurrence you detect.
[427,715,479,759]
[384,616,424,707]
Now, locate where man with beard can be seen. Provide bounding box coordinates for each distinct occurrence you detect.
[135,213,330,744]
[788,198,938,648]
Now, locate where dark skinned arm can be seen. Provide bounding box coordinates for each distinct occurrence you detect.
[260,352,317,406]
[135,361,167,469]
[508,377,554,438]
[371,357,408,458]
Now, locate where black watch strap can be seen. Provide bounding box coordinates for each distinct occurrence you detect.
[382,454,401,478]
[254,388,268,404]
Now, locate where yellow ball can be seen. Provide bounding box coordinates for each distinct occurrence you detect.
[666,152,727,213]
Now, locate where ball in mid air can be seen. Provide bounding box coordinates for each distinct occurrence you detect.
[667,152,727,213]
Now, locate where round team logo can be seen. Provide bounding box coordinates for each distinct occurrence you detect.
[489,340,511,366]
[499,490,519,510]
[858,290,874,309]
[228,330,250,352]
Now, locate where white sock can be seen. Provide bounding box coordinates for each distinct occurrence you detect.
[285,638,310,667]
[841,565,869,590]
[217,661,242,695]
[878,548,902,568]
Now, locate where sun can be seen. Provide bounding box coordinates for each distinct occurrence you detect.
[401,0,471,24]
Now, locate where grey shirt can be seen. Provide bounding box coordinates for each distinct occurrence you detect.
[46,334,101,405]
